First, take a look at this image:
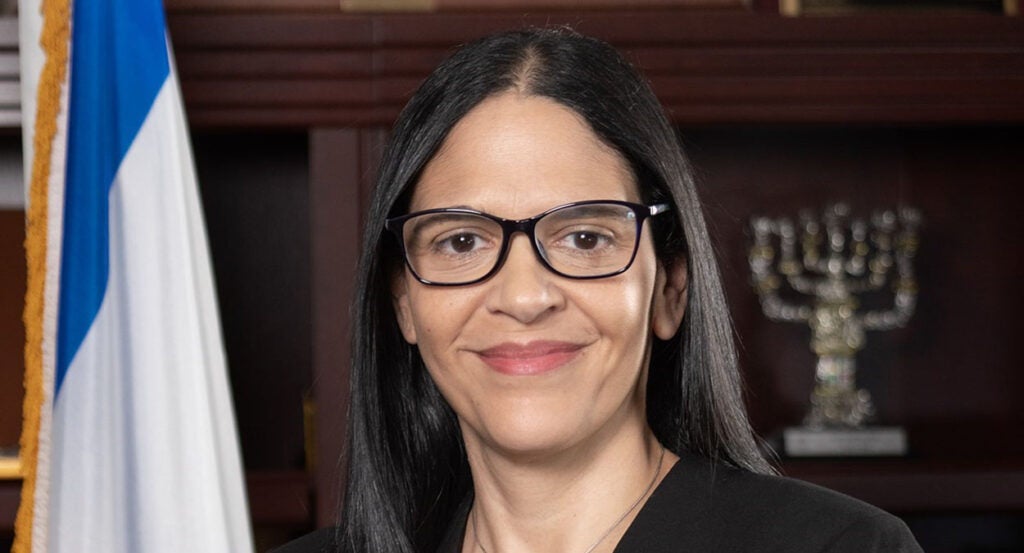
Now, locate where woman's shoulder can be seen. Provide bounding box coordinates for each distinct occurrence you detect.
[713,464,920,551]
[269,527,337,553]
[617,451,922,552]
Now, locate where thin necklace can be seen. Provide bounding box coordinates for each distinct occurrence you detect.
[471,444,666,553]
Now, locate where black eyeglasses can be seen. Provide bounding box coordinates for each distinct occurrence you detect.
[385,200,669,286]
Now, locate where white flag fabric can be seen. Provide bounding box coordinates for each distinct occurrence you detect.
[16,0,255,551]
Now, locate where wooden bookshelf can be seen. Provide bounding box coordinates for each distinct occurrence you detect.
[782,459,1024,513]
[0,4,1021,550]
[160,11,1024,128]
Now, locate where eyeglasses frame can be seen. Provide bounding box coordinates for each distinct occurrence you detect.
[385,199,670,286]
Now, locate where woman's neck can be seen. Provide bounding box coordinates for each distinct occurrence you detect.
[461,421,678,553]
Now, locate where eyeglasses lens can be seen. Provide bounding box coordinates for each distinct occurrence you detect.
[403,213,503,284]
[536,204,638,276]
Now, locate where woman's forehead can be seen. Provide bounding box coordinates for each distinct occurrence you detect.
[409,93,639,215]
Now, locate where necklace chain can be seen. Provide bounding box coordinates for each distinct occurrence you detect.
[471,445,666,553]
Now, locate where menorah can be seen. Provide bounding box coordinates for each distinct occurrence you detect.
[749,204,920,451]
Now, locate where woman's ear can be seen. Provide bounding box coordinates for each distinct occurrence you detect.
[392,273,418,344]
[652,258,688,340]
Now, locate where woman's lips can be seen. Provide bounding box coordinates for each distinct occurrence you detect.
[475,341,584,375]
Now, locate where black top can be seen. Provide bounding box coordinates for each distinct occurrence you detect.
[273,452,923,553]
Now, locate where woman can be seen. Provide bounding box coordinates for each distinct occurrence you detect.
[278,28,922,553]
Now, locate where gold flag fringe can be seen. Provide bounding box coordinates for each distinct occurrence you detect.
[14,0,71,551]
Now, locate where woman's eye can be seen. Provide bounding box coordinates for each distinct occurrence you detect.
[569,232,601,250]
[442,233,478,253]
[554,229,614,252]
[432,231,490,255]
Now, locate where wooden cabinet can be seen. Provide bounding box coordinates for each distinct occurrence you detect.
[1,4,1022,551]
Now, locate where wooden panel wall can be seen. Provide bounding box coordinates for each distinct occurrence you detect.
[685,127,1024,458]
[0,209,24,450]
[164,11,1024,128]
[164,0,745,10]
[191,132,313,471]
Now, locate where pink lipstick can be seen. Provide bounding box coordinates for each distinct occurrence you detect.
[476,341,583,376]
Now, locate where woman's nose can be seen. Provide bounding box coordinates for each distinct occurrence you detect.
[485,234,565,324]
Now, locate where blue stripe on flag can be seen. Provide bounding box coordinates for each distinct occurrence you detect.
[56,0,171,395]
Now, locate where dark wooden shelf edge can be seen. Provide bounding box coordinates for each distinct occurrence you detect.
[782,460,1024,513]
[180,104,1024,130]
[163,0,750,12]
[161,11,1024,129]
[4,14,1023,129]
[5,463,1023,532]
[0,470,313,533]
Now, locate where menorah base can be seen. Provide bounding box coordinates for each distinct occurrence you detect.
[783,426,907,457]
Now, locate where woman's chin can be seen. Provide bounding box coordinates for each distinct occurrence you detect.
[464,411,605,463]
[482,437,581,464]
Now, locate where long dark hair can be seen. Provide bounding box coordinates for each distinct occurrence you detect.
[339,27,772,553]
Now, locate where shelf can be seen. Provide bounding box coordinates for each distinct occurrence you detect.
[4,460,1022,533]
[163,11,1024,128]
[782,459,1024,513]
[163,0,748,10]
[3,11,1022,127]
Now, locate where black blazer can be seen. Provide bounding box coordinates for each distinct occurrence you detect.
[273,451,922,552]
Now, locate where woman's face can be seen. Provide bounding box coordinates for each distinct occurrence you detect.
[393,92,687,458]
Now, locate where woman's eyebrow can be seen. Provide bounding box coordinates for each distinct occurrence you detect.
[552,205,624,218]
[414,203,475,211]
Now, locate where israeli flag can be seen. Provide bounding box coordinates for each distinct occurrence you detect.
[16,0,254,551]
